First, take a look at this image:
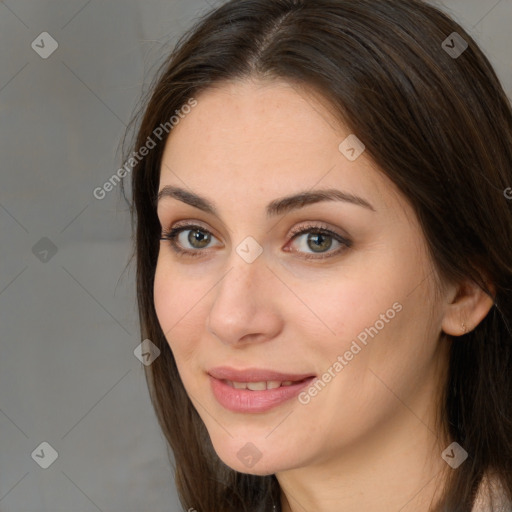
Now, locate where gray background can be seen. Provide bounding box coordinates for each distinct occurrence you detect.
[0,1,510,511]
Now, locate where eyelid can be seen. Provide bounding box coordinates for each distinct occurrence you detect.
[169,219,218,234]
[165,219,223,241]
[287,222,350,242]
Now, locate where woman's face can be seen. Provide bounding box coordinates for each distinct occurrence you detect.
[154,79,450,475]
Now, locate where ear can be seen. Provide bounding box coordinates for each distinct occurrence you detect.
[441,277,496,336]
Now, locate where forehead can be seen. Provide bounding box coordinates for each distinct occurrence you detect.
[158,79,403,218]
[163,79,345,166]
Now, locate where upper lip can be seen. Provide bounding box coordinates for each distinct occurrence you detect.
[208,366,315,382]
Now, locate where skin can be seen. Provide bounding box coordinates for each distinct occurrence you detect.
[153,78,494,512]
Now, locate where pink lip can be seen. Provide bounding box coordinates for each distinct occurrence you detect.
[208,367,316,413]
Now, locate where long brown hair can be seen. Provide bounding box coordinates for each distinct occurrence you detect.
[122,0,512,510]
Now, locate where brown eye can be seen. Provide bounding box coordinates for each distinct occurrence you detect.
[305,232,333,252]
[160,223,351,261]
[160,224,221,257]
[287,224,352,260]
[187,228,211,249]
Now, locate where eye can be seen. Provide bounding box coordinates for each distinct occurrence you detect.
[160,224,221,257]
[160,222,352,260]
[286,223,352,260]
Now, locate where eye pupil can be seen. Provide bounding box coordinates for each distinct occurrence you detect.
[189,229,210,248]
[308,233,332,252]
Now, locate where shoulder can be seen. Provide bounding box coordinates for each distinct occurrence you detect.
[472,473,511,512]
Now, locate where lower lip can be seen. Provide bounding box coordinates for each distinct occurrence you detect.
[209,376,316,413]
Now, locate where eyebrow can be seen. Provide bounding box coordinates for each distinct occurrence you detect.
[156,185,376,217]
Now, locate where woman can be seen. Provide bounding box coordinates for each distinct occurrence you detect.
[122,0,512,510]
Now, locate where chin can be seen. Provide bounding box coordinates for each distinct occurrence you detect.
[208,434,306,476]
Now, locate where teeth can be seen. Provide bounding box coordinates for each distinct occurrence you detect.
[225,380,298,390]
[247,381,267,391]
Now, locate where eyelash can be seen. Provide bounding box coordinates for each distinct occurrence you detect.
[159,223,352,260]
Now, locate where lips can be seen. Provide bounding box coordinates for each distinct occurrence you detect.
[208,366,316,413]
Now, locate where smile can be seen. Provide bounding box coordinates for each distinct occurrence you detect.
[207,367,316,413]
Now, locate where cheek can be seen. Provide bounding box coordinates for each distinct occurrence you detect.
[298,270,400,350]
[153,257,204,363]
[153,258,175,333]
[300,249,436,383]
[314,278,441,422]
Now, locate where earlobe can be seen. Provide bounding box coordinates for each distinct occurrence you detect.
[441,278,496,337]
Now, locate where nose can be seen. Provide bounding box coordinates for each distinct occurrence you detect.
[206,255,283,347]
